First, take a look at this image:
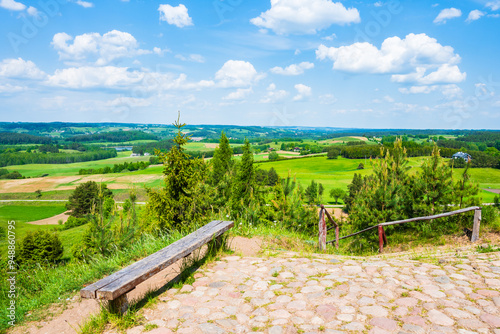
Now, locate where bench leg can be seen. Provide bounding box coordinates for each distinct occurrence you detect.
[108,294,129,315]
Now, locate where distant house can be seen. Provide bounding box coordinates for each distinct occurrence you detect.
[293,147,301,152]
[452,151,472,162]
[144,152,151,156]
[268,147,275,152]
[130,153,140,157]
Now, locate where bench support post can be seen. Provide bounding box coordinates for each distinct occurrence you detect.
[471,208,481,242]
[108,294,129,315]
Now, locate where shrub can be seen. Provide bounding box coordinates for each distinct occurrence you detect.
[66,181,113,217]
[18,231,63,265]
[61,216,88,230]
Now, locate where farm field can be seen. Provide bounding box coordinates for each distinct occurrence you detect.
[257,156,500,203]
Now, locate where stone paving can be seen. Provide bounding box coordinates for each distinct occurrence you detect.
[125,251,500,334]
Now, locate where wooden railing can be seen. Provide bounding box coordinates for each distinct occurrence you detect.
[319,206,482,253]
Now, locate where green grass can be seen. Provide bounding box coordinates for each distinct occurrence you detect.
[0,203,66,223]
[2,151,151,177]
[256,156,500,204]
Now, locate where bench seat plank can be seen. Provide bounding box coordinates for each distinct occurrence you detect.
[80,220,233,300]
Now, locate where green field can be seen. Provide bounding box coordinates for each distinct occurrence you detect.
[0,202,79,257]
[2,151,152,177]
[257,156,500,204]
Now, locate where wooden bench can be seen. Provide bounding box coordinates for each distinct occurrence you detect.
[80,220,234,313]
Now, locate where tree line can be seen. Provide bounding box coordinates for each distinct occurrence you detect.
[0,149,117,167]
[78,160,151,175]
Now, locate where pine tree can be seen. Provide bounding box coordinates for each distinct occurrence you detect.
[210,131,233,186]
[231,138,254,212]
[145,113,206,231]
[416,145,453,215]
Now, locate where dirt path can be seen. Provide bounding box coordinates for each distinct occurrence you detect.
[27,211,71,225]
[485,189,500,195]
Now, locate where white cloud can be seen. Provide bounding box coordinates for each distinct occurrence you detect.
[486,1,500,11]
[45,66,215,91]
[270,62,314,75]
[223,87,253,100]
[293,83,312,101]
[322,33,337,41]
[493,100,500,107]
[319,93,337,104]
[316,33,461,74]
[250,0,360,35]
[175,54,205,63]
[399,85,438,94]
[158,4,193,28]
[0,83,25,93]
[52,30,150,65]
[153,47,169,56]
[261,83,288,103]
[488,13,500,17]
[75,0,93,8]
[384,95,394,103]
[441,84,463,99]
[46,66,143,89]
[399,84,463,99]
[433,8,461,24]
[391,64,466,85]
[106,97,151,108]
[26,6,39,16]
[0,58,46,79]
[215,60,264,88]
[0,0,25,11]
[374,2,383,7]
[466,10,485,22]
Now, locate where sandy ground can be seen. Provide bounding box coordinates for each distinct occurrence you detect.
[27,211,71,225]
[350,136,369,141]
[8,236,264,334]
[485,188,500,194]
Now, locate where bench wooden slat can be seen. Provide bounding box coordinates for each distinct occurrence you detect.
[81,220,233,300]
[80,220,223,298]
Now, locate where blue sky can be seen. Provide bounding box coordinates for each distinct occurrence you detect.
[0,0,499,129]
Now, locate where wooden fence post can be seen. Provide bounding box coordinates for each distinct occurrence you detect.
[471,208,481,242]
[335,225,339,250]
[319,205,326,251]
[378,225,384,253]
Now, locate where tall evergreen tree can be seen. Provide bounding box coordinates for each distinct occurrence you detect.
[145,113,206,231]
[210,131,233,186]
[231,138,254,212]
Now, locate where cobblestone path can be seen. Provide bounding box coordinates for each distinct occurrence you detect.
[124,251,500,334]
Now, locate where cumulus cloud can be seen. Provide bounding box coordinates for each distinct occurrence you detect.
[316,33,461,74]
[153,47,170,56]
[433,8,461,24]
[250,0,360,35]
[391,64,466,85]
[215,60,265,88]
[0,83,25,94]
[51,30,150,65]
[399,84,463,99]
[319,93,337,104]
[260,83,288,103]
[158,4,193,28]
[223,87,253,100]
[0,0,26,11]
[75,0,93,8]
[45,66,214,91]
[175,54,205,63]
[270,62,314,75]
[26,6,39,16]
[0,58,46,79]
[293,83,312,101]
[466,10,485,22]
[486,1,500,11]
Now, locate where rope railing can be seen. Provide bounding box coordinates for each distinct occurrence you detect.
[318,206,482,253]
